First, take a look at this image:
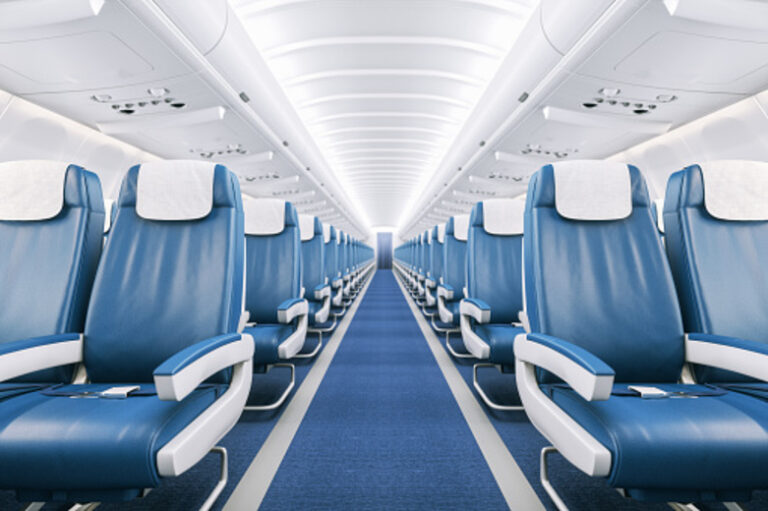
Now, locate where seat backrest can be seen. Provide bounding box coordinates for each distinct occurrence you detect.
[423,229,433,278]
[525,161,684,384]
[466,199,524,324]
[323,223,337,283]
[338,230,347,276]
[242,198,301,324]
[300,215,325,291]
[432,224,445,283]
[0,160,104,383]
[664,161,768,383]
[84,161,244,383]
[443,215,468,294]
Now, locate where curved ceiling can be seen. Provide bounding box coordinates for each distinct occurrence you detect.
[231,0,538,229]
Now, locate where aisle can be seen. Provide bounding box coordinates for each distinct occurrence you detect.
[257,271,508,510]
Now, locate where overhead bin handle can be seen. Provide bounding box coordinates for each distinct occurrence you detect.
[0,0,104,31]
[663,0,768,32]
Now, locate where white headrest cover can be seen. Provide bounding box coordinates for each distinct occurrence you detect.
[104,198,114,233]
[436,223,446,243]
[0,160,68,221]
[482,198,524,236]
[336,230,343,244]
[243,197,286,235]
[299,214,316,241]
[136,161,215,221]
[323,223,332,243]
[425,230,432,244]
[654,198,665,233]
[700,160,768,221]
[453,215,469,241]
[554,160,632,221]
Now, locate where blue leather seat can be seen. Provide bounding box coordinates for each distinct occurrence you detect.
[0,161,103,388]
[515,161,768,507]
[0,161,253,505]
[424,224,444,321]
[437,216,468,336]
[420,228,438,316]
[298,215,331,358]
[664,162,768,389]
[315,223,341,329]
[242,198,307,410]
[459,199,526,410]
[331,228,347,315]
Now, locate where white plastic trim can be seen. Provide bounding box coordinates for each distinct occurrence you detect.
[314,293,331,324]
[157,346,253,477]
[460,299,490,324]
[554,160,632,221]
[322,223,332,243]
[0,160,68,221]
[482,198,525,235]
[460,312,490,359]
[243,197,286,235]
[299,214,316,241]
[438,294,454,324]
[279,313,308,359]
[437,285,454,301]
[436,223,446,243]
[278,299,308,324]
[514,336,614,401]
[685,334,768,382]
[314,285,331,300]
[155,335,253,401]
[0,335,83,381]
[515,355,612,478]
[136,161,215,221]
[453,215,470,241]
[700,160,768,221]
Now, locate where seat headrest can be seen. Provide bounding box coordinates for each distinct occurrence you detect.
[299,214,317,241]
[553,160,632,221]
[243,197,289,235]
[323,223,333,243]
[453,214,469,241]
[135,161,215,221]
[481,198,524,235]
[0,160,70,221]
[699,160,768,221]
[653,198,665,233]
[436,223,445,243]
[425,229,432,244]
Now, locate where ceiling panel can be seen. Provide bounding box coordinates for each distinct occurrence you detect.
[231,0,538,228]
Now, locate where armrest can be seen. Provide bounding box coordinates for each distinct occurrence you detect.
[515,333,615,401]
[425,278,436,288]
[278,298,308,324]
[154,333,254,401]
[686,333,768,382]
[332,278,343,288]
[437,284,454,300]
[0,333,82,382]
[460,297,491,324]
[314,284,331,299]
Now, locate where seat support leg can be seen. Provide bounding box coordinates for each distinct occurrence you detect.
[443,330,473,359]
[541,446,569,511]
[294,331,323,359]
[198,446,227,511]
[244,363,295,411]
[23,504,45,511]
[667,504,700,511]
[473,363,523,411]
[68,504,100,511]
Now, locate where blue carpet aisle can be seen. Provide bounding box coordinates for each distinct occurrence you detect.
[259,271,509,510]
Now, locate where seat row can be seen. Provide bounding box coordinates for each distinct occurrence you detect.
[0,159,374,508]
[394,159,768,509]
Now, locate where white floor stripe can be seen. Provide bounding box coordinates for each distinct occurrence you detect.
[223,272,375,511]
[393,271,545,511]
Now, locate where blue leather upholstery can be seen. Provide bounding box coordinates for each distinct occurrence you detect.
[0,162,245,501]
[523,162,768,501]
[664,164,768,383]
[525,164,684,383]
[0,164,103,383]
[247,324,294,367]
[545,382,768,501]
[474,324,524,366]
[324,225,339,284]
[85,165,243,383]
[301,216,327,327]
[430,225,443,284]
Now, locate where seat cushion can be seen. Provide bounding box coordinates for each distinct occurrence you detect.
[475,324,525,365]
[0,384,222,497]
[244,324,294,365]
[545,383,768,498]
